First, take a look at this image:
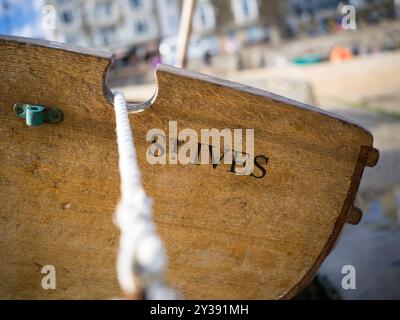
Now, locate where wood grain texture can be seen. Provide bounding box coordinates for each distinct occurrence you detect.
[0,36,377,299]
[0,36,119,299]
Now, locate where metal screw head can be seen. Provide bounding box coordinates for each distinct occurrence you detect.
[13,103,26,118]
[46,108,63,123]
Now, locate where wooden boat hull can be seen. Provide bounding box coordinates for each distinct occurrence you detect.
[0,36,378,299]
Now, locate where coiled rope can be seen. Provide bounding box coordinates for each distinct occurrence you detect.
[113,91,176,299]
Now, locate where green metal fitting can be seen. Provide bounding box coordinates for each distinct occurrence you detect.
[14,103,63,127]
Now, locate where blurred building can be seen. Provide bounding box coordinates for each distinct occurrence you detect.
[190,0,286,44]
[191,0,396,47]
[285,0,397,37]
[48,0,290,50]
[48,0,397,51]
[47,0,181,50]
[45,0,399,85]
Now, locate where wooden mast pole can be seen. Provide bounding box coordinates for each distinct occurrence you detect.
[176,0,196,68]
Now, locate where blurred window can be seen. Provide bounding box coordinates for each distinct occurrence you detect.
[57,0,72,4]
[156,0,180,37]
[232,0,259,25]
[100,26,117,46]
[200,8,207,25]
[135,21,149,34]
[95,2,112,17]
[243,0,250,17]
[193,0,216,32]
[61,10,74,24]
[290,0,341,12]
[130,0,142,9]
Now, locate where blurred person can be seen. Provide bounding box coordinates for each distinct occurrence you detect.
[223,34,239,55]
[203,50,212,67]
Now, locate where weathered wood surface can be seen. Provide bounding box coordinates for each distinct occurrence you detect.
[0,36,378,299]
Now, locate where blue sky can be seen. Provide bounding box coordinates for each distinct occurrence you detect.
[0,0,44,38]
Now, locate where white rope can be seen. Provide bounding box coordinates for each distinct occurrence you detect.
[113,91,176,300]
